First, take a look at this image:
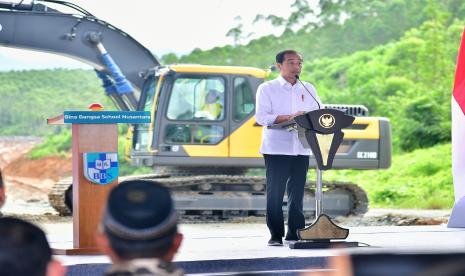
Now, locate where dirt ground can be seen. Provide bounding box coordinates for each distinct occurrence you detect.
[0,136,451,226]
[0,136,71,215]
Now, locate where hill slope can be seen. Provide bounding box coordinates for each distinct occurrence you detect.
[323,143,453,209]
[0,69,109,136]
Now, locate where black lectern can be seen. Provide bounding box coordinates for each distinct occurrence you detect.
[270,108,359,249]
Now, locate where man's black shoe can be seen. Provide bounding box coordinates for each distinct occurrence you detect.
[267,237,283,246]
[285,235,299,241]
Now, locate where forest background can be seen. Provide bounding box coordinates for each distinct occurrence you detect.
[0,0,462,209]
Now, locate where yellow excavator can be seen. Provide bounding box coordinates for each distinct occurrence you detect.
[0,1,391,218]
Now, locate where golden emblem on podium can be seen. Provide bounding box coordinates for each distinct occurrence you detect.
[319,114,335,128]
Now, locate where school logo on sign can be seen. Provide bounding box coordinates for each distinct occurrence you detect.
[83,152,118,185]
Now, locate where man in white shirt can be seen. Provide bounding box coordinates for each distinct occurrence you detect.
[255,50,322,246]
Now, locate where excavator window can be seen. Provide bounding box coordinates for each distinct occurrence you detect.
[131,76,159,152]
[163,76,226,145]
[166,77,225,121]
[142,76,159,112]
[233,77,255,121]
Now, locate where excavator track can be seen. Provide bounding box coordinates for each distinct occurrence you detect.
[48,176,73,216]
[48,174,369,220]
[126,174,369,217]
[318,181,368,216]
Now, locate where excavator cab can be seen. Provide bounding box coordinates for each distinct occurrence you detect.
[130,65,267,168]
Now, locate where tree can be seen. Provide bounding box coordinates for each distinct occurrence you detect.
[226,16,254,47]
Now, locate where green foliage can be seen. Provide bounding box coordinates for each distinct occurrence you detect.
[303,15,462,152]
[397,96,450,150]
[0,69,113,136]
[28,129,72,159]
[321,143,454,209]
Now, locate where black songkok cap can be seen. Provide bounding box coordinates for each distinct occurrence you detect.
[103,180,177,240]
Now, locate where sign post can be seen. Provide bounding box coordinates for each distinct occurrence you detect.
[47,109,150,255]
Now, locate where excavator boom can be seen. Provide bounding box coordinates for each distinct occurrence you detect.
[0,1,159,109]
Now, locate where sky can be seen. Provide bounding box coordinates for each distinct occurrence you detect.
[0,0,304,71]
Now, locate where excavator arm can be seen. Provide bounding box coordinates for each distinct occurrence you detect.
[0,0,160,110]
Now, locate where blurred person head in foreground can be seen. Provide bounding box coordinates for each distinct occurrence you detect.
[0,217,66,276]
[96,180,184,276]
[0,170,6,209]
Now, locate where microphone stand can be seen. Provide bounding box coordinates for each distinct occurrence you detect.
[295,75,324,216]
[295,75,321,110]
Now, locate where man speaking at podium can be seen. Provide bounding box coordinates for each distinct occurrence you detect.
[255,50,322,246]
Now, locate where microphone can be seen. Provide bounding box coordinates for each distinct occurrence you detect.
[296,75,321,109]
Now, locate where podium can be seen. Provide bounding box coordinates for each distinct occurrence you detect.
[270,108,359,249]
[47,109,150,255]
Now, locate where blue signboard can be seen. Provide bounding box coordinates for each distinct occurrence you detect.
[63,111,150,124]
[83,152,118,185]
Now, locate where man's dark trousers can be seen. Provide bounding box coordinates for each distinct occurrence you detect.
[264,154,309,240]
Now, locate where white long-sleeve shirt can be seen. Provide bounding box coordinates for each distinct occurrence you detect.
[255,75,322,156]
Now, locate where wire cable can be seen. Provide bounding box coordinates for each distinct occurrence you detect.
[296,74,321,109]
